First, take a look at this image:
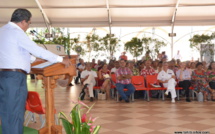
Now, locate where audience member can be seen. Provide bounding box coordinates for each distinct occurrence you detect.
[207,61,215,101]
[157,62,176,103]
[176,62,192,102]
[75,59,85,84]
[116,59,135,103]
[111,61,120,74]
[142,51,151,61]
[174,50,182,61]
[191,62,213,101]
[128,61,140,76]
[139,62,145,72]
[80,63,97,102]
[98,64,111,99]
[152,60,159,73]
[140,60,155,78]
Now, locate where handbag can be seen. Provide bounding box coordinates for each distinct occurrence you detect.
[98,92,106,100]
[197,92,204,102]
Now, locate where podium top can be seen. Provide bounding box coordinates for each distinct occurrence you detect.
[31,55,77,77]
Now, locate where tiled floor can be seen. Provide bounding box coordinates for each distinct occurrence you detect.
[26,77,215,134]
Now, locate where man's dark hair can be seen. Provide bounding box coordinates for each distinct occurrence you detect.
[11,8,32,23]
[120,59,127,63]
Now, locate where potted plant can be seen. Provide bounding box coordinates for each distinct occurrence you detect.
[59,100,101,134]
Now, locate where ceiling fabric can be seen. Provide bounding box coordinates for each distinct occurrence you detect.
[0,0,215,27]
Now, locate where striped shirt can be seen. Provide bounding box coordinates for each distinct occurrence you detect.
[116,67,132,84]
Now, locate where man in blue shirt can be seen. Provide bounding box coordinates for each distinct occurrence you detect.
[0,9,70,134]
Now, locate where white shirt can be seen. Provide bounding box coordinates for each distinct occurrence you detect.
[111,67,118,73]
[157,69,175,87]
[174,54,182,60]
[78,64,85,70]
[0,22,63,73]
[176,69,191,81]
[81,70,97,78]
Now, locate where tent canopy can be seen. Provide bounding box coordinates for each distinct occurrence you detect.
[1,0,215,27]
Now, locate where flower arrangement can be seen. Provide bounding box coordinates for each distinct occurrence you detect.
[59,100,101,134]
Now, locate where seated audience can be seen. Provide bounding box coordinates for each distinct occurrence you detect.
[142,51,151,61]
[116,59,135,103]
[80,63,97,102]
[191,62,214,101]
[94,60,101,70]
[202,61,208,71]
[91,59,97,70]
[140,60,155,78]
[128,61,139,76]
[139,62,145,72]
[207,61,215,101]
[108,60,115,70]
[152,60,159,74]
[157,61,163,73]
[189,62,196,73]
[111,61,120,74]
[98,64,111,99]
[176,62,192,102]
[157,62,176,103]
[75,59,85,84]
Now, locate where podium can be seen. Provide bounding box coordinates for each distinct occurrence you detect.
[31,55,77,134]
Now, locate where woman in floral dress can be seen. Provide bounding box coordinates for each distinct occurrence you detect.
[191,62,214,101]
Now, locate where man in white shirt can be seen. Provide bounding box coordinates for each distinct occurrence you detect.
[0,9,70,134]
[157,62,176,103]
[111,61,120,74]
[81,63,97,102]
[174,50,182,60]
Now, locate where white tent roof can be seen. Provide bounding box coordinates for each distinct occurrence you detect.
[1,0,215,27]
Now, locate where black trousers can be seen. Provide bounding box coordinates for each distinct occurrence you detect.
[0,71,27,134]
[179,80,191,98]
[75,71,81,84]
[209,81,215,89]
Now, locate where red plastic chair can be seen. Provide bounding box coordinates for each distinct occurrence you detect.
[131,76,149,101]
[146,75,166,100]
[25,91,58,128]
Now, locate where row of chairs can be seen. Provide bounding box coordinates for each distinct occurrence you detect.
[93,74,194,102]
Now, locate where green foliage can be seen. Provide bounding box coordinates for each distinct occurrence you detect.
[99,34,120,59]
[125,37,143,59]
[33,39,45,44]
[189,33,215,61]
[59,101,101,134]
[125,37,167,59]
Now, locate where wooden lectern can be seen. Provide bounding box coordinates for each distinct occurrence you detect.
[31,55,77,134]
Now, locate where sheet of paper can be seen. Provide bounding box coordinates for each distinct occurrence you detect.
[32,61,54,68]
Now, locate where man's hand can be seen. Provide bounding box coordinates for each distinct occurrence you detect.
[62,57,72,68]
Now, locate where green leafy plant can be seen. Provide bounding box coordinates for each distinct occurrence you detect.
[99,34,120,59]
[189,33,215,61]
[125,37,167,60]
[59,100,101,134]
[125,37,143,60]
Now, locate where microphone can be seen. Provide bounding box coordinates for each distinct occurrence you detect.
[31,30,48,50]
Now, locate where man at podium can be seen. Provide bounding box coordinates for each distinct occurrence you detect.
[0,9,70,134]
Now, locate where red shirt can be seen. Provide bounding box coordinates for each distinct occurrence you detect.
[120,55,127,60]
[140,67,155,78]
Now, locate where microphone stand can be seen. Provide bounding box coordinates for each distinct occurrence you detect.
[31,30,48,50]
